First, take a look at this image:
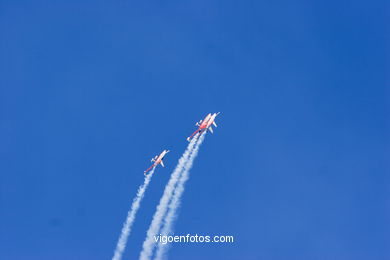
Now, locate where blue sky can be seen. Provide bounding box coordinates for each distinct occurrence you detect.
[0,0,388,259]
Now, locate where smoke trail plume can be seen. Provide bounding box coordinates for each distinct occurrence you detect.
[139,136,199,260]
[112,168,156,260]
[154,132,207,260]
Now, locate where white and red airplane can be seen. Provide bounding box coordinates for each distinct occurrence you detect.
[187,112,220,141]
[144,150,170,175]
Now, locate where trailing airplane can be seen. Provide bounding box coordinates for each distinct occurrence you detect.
[144,150,170,175]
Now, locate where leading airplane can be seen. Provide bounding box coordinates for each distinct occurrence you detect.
[187,112,220,141]
[144,150,170,175]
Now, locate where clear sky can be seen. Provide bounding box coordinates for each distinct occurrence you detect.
[0,1,388,259]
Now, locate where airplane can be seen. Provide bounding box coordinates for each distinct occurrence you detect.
[144,150,170,175]
[186,112,220,141]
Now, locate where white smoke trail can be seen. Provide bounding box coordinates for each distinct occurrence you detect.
[139,136,199,260]
[112,168,156,260]
[154,132,207,260]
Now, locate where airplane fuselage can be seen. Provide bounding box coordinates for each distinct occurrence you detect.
[154,150,169,165]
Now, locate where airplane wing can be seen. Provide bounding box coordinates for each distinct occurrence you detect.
[213,121,217,127]
[160,160,165,167]
[209,126,214,134]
